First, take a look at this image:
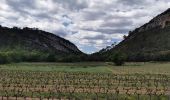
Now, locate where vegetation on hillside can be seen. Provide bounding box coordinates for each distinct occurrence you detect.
[95,23,170,62]
[0,47,83,64]
[0,25,86,63]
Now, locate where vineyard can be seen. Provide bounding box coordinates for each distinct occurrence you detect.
[0,62,170,100]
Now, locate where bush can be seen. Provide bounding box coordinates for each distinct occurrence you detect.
[112,52,126,66]
[22,51,47,62]
[0,53,10,64]
[7,52,23,62]
[46,53,56,62]
[0,50,51,64]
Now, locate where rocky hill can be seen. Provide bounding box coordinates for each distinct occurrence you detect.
[0,25,83,63]
[98,8,170,61]
[0,26,81,53]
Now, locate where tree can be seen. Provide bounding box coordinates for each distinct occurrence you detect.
[0,53,10,64]
[123,35,127,40]
[111,42,117,47]
[112,52,126,66]
[12,26,20,30]
[46,53,56,62]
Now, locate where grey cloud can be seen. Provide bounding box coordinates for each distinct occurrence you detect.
[83,34,106,40]
[83,28,130,34]
[98,28,130,34]
[6,0,57,20]
[101,19,133,28]
[6,0,36,13]
[81,10,106,21]
[53,29,68,37]
[54,0,88,11]
[116,0,146,6]
[34,13,53,20]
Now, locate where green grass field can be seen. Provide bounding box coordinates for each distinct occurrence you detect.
[0,62,170,74]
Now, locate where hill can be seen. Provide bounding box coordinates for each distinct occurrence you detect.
[97,8,170,61]
[0,25,83,63]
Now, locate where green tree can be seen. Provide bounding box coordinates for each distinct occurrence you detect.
[46,53,56,62]
[112,52,126,66]
[0,53,10,64]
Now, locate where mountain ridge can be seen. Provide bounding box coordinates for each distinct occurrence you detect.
[0,25,82,54]
[0,25,84,63]
[97,8,170,61]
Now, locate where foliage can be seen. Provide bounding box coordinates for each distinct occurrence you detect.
[0,53,10,64]
[0,44,85,63]
[46,53,56,62]
[111,52,127,66]
[0,49,49,63]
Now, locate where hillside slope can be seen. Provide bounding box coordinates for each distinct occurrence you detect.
[98,8,170,61]
[0,26,83,62]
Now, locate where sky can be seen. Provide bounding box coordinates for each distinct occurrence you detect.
[0,0,170,54]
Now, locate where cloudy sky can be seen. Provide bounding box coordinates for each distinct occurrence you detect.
[0,0,170,53]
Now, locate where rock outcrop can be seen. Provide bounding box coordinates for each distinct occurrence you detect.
[135,8,170,33]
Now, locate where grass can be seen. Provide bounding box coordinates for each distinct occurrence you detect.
[0,62,111,73]
[108,62,170,75]
[0,62,170,74]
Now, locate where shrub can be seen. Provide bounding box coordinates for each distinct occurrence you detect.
[0,53,10,64]
[7,52,23,62]
[22,51,45,62]
[112,52,126,66]
[46,53,56,62]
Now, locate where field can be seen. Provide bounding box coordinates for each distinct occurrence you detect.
[0,62,170,100]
